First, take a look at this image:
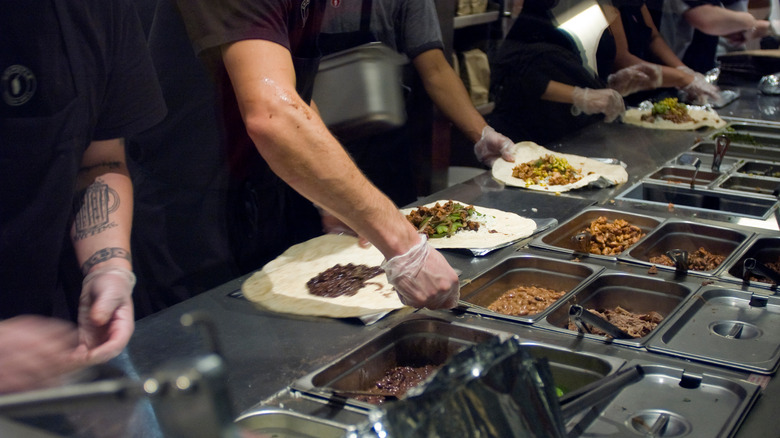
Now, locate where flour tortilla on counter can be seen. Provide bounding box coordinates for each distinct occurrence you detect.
[400,200,537,249]
[242,234,404,318]
[491,142,628,193]
[621,106,727,130]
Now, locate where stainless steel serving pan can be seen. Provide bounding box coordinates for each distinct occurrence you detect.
[290,316,625,408]
[568,362,761,437]
[720,234,780,290]
[235,408,354,438]
[538,271,697,348]
[529,207,664,261]
[647,285,780,374]
[458,253,604,324]
[620,219,753,277]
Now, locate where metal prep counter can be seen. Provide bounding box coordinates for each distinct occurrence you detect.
[123,85,780,437]
[3,85,770,436]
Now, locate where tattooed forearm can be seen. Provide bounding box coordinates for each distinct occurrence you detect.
[81,248,132,276]
[73,177,120,241]
[78,160,123,174]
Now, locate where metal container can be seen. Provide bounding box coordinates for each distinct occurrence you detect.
[539,272,695,348]
[312,42,407,141]
[717,122,780,146]
[718,174,780,198]
[570,362,761,437]
[669,151,740,173]
[291,317,498,405]
[693,141,780,162]
[721,235,780,290]
[617,180,778,220]
[647,285,780,374]
[530,207,663,261]
[621,220,752,277]
[291,317,625,406]
[235,408,353,438]
[736,160,780,178]
[458,254,603,324]
[646,166,721,186]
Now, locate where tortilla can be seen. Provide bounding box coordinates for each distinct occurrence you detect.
[621,106,726,130]
[400,200,537,249]
[242,234,404,318]
[491,142,628,193]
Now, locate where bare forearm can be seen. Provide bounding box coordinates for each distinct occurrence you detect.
[685,6,755,35]
[414,50,487,144]
[224,41,419,258]
[541,81,576,104]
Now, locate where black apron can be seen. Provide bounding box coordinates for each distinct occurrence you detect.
[0,0,89,319]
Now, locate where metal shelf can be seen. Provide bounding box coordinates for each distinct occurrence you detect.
[453,10,500,29]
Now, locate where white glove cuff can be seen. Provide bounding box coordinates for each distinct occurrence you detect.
[381,234,428,280]
[83,267,137,289]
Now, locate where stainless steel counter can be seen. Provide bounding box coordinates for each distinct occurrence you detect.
[114,86,780,436]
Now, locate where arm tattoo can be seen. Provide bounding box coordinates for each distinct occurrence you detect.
[81,248,132,276]
[73,177,120,241]
[79,160,122,174]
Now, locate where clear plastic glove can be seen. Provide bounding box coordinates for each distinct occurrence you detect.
[381,234,460,309]
[677,66,721,105]
[607,63,663,96]
[79,266,136,363]
[474,126,515,166]
[571,87,625,122]
[315,204,370,247]
[0,315,89,394]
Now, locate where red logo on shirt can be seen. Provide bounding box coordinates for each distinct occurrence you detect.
[331,0,341,7]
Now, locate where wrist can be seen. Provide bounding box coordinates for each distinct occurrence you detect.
[82,266,136,288]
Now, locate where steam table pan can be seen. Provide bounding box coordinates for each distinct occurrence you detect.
[620,220,752,278]
[647,285,780,374]
[721,235,780,290]
[570,362,761,437]
[718,174,780,198]
[530,207,663,262]
[538,271,697,348]
[458,254,604,324]
[235,408,354,438]
[291,317,624,408]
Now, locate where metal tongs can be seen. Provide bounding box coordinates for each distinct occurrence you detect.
[712,135,730,173]
[677,154,701,190]
[665,249,689,275]
[743,257,780,285]
[559,365,644,421]
[568,304,634,340]
[571,231,592,255]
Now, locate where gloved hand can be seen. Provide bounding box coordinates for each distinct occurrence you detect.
[607,63,663,96]
[79,266,136,363]
[315,204,370,247]
[676,66,721,105]
[571,87,625,122]
[0,315,88,394]
[474,126,515,166]
[381,234,459,309]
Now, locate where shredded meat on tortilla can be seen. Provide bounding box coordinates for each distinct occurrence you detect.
[307,263,384,298]
[405,201,480,238]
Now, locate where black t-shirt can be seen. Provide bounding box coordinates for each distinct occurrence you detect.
[489,12,606,144]
[0,0,166,317]
[613,0,657,62]
[173,0,328,275]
